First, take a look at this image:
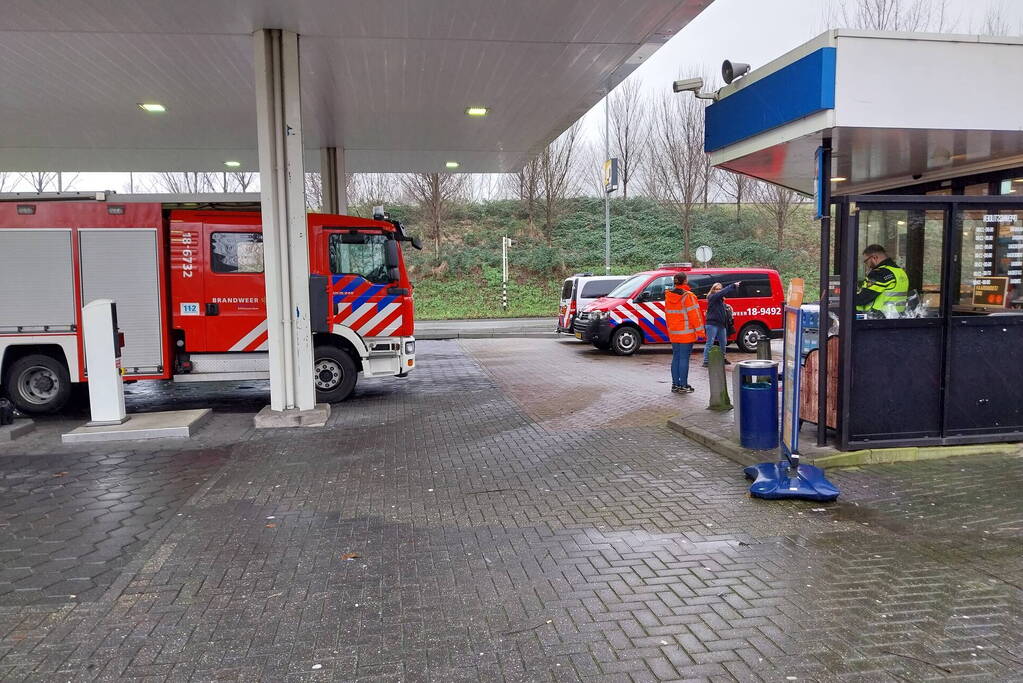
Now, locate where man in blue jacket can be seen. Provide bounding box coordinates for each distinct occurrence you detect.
[702,281,740,367]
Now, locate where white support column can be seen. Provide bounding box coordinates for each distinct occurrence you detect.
[319,147,348,215]
[253,28,321,420]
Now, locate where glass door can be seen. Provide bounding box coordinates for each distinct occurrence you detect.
[841,205,948,445]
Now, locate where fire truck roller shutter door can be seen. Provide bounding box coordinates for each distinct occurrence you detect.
[78,229,163,374]
[0,230,76,332]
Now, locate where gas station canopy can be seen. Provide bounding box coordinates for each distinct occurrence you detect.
[707,30,1023,196]
[0,0,711,173]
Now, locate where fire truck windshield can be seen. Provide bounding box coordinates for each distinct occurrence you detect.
[606,275,647,299]
[329,233,391,284]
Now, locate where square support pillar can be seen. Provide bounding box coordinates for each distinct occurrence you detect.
[253,28,318,415]
[319,147,348,215]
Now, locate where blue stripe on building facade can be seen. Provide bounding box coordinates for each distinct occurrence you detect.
[705,47,836,153]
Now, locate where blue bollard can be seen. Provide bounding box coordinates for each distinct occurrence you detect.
[737,360,779,450]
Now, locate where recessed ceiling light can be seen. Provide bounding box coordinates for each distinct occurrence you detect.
[445,161,460,169]
[224,160,241,168]
[464,107,489,117]
[138,103,166,113]
[831,176,848,182]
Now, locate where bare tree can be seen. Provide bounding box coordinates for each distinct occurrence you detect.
[506,158,541,228]
[749,183,806,267]
[228,172,257,193]
[146,172,217,193]
[0,173,15,192]
[823,0,955,32]
[607,79,648,200]
[701,155,717,207]
[578,141,610,198]
[536,122,582,245]
[721,171,753,221]
[19,172,58,193]
[649,89,707,261]
[979,2,1015,35]
[305,172,324,211]
[350,173,400,208]
[399,173,467,255]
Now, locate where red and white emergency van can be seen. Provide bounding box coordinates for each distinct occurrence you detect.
[0,197,420,414]
[574,264,784,355]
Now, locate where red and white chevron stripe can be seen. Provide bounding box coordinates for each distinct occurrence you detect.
[336,302,404,337]
[229,321,269,351]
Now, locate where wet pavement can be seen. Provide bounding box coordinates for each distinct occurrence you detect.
[0,339,1020,681]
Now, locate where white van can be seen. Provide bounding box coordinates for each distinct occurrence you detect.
[557,273,628,334]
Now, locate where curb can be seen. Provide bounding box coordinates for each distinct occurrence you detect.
[0,419,35,443]
[667,416,762,467]
[667,415,1023,469]
[813,443,1021,468]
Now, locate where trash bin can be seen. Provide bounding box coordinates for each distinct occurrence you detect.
[736,360,779,450]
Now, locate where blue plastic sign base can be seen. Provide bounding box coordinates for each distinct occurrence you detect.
[744,461,840,502]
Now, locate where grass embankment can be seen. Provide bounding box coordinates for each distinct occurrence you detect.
[368,198,821,320]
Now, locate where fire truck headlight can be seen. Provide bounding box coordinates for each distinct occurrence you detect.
[404,341,415,355]
[597,311,610,321]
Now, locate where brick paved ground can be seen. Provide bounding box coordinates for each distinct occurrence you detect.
[0,339,1020,681]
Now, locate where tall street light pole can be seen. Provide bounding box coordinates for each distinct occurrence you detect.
[604,88,611,274]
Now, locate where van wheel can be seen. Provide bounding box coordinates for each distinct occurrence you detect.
[5,354,71,415]
[610,326,642,356]
[737,322,768,354]
[313,346,358,403]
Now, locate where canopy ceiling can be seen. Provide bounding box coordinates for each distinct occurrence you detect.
[0,0,712,173]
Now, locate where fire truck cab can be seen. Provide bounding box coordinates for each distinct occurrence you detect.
[0,198,419,414]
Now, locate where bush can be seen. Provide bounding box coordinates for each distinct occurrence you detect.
[394,197,821,318]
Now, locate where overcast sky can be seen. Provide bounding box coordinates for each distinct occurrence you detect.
[577,0,1023,140]
[8,0,1023,194]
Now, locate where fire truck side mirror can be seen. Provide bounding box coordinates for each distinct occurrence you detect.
[384,240,401,282]
[384,240,400,267]
[410,236,423,251]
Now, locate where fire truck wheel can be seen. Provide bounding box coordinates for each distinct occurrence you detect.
[313,346,358,403]
[5,354,72,415]
[610,326,641,356]
[737,322,768,354]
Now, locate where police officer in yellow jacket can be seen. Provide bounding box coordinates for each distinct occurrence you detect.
[855,244,909,318]
[665,272,705,394]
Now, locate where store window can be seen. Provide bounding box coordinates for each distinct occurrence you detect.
[329,234,391,283]
[954,209,1023,316]
[857,209,944,318]
[210,232,264,274]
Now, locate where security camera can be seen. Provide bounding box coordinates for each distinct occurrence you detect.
[672,77,704,94]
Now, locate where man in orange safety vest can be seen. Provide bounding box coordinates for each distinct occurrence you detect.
[664,272,705,394]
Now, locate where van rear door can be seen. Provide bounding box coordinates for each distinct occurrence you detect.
[559,278,576,330]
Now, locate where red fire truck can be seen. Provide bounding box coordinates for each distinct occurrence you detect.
[0,197,420,414]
